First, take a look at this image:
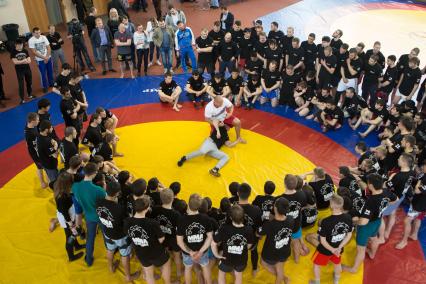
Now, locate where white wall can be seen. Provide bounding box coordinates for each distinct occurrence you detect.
[0,0,29,41]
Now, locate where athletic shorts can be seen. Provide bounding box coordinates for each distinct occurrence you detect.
[137,250,169,268]
[165,237,181,252]
[395,89,409,100]
[383,195,404,216]
[292,228,302,239]
[223,115,236,128]
[117,53,132,62]
[407,205,426,220]
[238,58,246,69]
[356,218,382,247]
[182,251,209,267]
[312,250,341,266]
[337,78,357,92]
[261,89,279,99]
[330,76,340,88]
[261,255,289,266]
[218,260,247,273]
[104,235,131,257]
[207,247,215,259]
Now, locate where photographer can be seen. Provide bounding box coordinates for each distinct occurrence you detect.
[68,18,96,72]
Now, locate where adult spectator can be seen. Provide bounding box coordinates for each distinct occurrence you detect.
[28,27,53,93]
[60,126,79,169]
[72,162,106,266]
[73,0,87,23]
[11,39,34,104]
[153,18,175,74]
[158,72,182,111]
[122,16,136,67]
[36,120,59,183]
[146,18,162,68]
[219,6,234,32]
[175,21,197,73]
[60,87,82,143]
[165,6,186,69]
[67,18,95,72]
[268,21,284,47]
[46,25,66,78]
[134,24,149,76]
[85,7,100,62]
[195,28,214,77]
[218,32,238,76]
[365,41,385,69]
[107,8,121,36]
[108,0,129,17]
[91,18,115,75]
[114,23,134,78]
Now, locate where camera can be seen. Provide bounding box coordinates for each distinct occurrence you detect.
[67,18,84,45]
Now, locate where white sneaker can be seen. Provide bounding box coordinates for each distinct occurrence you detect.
[156,60,162,66]
[148,62,153,67]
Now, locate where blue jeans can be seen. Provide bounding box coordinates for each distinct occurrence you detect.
[90,37,100,62]
[160,47,173,71]
[180,47,197,73]
[219,60,235,76]
[85,220,99,266]
[36,58,53,89]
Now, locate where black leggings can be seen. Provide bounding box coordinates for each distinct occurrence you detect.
[251,240,259,270]
[136,48,149,73]
[16,68,32,100]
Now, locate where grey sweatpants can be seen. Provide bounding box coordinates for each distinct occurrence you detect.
[186,138,229,169]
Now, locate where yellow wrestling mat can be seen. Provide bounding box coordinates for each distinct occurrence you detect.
[0,121,363,283]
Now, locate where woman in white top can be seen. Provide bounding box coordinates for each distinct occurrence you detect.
[133,24,149,75]
[146,17,162,67]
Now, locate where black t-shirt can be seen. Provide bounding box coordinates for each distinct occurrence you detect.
[282,36,293,55]
[361,189,397,221]
[351,195,366,217]
[69,82,84,103]
[287,47,304,68]
[343,57,362,79]
[363,63,382,87]
[264,47,283,64]
[219,41,238,61]
[302,87,316,103]
[268,30,285,46]
[386,170,415,198]
[10,48,31,72]
[196,36,213,63]
[254,40,269,57]
[258,217,295,262]
[300,41,318,67]
[209,78,227,95]
[239,203,262,233]
[334,51,348,78]
[309,175,335,209]
[280,191,307,231]
[147,191,162,207]
[380,65,398,93]
[36,134,58,169]
[244,58,263,76]
[227,75,244,94]
[301,207,318,227]
[239,37,254,59]
[96,199,127,240]
[60,98,77,127]
[210,126,229,149]
[94,140,113,161]
[413,175,426,212]
[46,32,63,51]
[317,213,353,255]
[187,76,206,91]
[208,29,225,51]
[85,15,97,38]
[398,67,422,96]
[262,69,281,88]
[252,195,275,221]
[319,54,337,81]
[230,29,244,45]
[213,224,254,267]
[60,139,78,168]
[339,175,362,197]
[176,213,213,254]
[397,54,410,74]
[82,124,103,148]
[365,50,385,68]
[342,95,368,116]
[246,79,261,93]
[371,107,389,122]
[124,217,167,260]
[330,38,343,52]
[324,107,344,125]
[54,73,70,90]
[150,206,181,249]
[25,126,39,160]
[160,80,178,96]
[280,72,301,96]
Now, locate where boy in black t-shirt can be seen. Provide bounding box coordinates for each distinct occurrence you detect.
[301,185,318,227]
[244,52,263,80]
[316,46,336,90]
[124,196,172,284]
[260,61,281,107]
[258,197,294,284]
[228,182,240,205]
[301,33,318,72]
[352,98,388,138]
[237,183,262,276]
[311,195,353,284]
[52,63,72,95]
[280,64,301,107]
[302,167,335,209]
[238,29,254,71]
[177,194,213,284]
[286,37,305,74]
[252,181,276,222]
[226,68,244,106]
[60,126,78,168]
[361,54,383,107]
[195,29,214,77]
[316,99,344,132]
[36,120,59,183]
[394,57,422,105]
[207,72,229,98]
[243,74,262,109]
[158,72,182,112]
[150,188,183,279]
[97,182,140,282]
[212,205,254,284]
[378,55,398,101]
[11,39,34,104]
[185,70,208,109]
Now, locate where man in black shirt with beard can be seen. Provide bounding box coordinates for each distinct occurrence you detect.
[378,55,398,102]
[301,33,318,73]
[361,54,382,107]
[195,28,214,77]
[267,22,284,47]
[82,113,103,152]
[244,51,263,80]
[25,112,48,188]
[36,120,59,183]
[97,182,140,282]
[60,126,78,169]
[316,46,336,91]
[208,21,225,69]
[218,32,239,76]
[286,37,304,75]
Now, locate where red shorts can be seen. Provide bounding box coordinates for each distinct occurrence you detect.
[417,212,426,220]
[223,115,237,127]
[312,251,341,266]
[238,59,246,69]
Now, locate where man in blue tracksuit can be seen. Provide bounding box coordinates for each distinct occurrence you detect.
[175,21,197,73]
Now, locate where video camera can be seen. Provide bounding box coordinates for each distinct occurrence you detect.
[67,18,84,45]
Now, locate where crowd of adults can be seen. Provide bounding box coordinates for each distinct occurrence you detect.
[6,0,426,283]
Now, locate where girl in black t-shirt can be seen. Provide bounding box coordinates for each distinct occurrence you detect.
[301,185,318,228]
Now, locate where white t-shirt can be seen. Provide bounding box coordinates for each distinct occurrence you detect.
[204,98,233,121]
[28,35,50,61]
[133,32,148,49]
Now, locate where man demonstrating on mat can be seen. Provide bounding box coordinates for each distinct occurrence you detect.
[177,124,239,177]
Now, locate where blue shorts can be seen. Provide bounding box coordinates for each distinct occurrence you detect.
[356,219,382,246]
[291,228,302,239]
[72,195,83,214]
[382,195,403,216]
[104,235,132,257]
[261,89,279,99]
[182,251,209,267]
[207,247,215,259]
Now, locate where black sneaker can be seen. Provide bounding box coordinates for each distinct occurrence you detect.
[20,100,25,105]
[69,251,84,262]
[177,156,186,167]
[102,70,107,75]
[209,167,220,177]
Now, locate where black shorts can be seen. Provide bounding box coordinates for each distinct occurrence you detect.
[137,250,169,268]
[330,75,340,87]
[118,53,132,62]
[187,92,208,102]
[261,255,289,266]
[318,76,332,90]
[165,238,181,252]
[218,260,247,273]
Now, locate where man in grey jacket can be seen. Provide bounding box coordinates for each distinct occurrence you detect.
[153,18,175,73]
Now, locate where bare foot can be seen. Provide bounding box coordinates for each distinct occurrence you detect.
[306,115,314,120]
[377,238,386,245]
[409,234,418,241]
[238,137,247,144]
[252,269,259,278]
[173,106,180,112]
[125,270,141,282]
[284,276,290,284]
[120,73,124,79]
[301,245,310,256]
[110,259,120,273]
[49,218,58,232]
[41,182,48,189]
[342,265,356,274]
[177,104,183,108]
[395,241,408,250]
[113,152,124,157]
[366,248,375,259]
